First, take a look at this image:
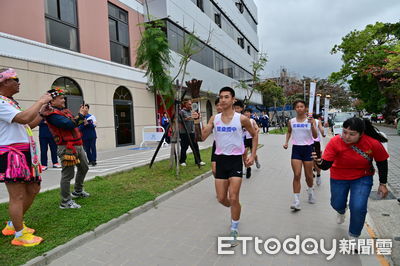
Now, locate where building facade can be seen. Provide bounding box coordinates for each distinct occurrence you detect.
[147,0,262,122]
[0,0,153,149]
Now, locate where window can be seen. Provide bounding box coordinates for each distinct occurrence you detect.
[215,53,224,74]
[196,0,204,11]
[237,37,244,49]
[165,21,252,82]
[108,3,130,65]
[247,45,251,55]
[235,1,244,13]
[214,13,221,28]
[167,21,184,53]
[45,0,78,51]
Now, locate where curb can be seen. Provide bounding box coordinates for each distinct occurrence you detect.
[24,171,213,266]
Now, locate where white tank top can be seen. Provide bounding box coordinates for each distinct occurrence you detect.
[290,117,314,146]
[313,119,323,142]
[243,118,256,139]
[213,112,245,155]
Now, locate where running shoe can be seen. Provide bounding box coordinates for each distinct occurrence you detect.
[229,230,239,247]
[316,175,321,186]
[59,200,81,209]
[41,165,48,171]
[337,212,345,224]
[255,160,261,169]
[307,188,316,204]
[290,200,301,211]
[2,222,35,236]
[11,232,43,247]
[199,161,206,166]
[349,235,359,254]
[53,163,62,168]
[180,162,187,167]
[246,167,251,179]
[71,190,90,198]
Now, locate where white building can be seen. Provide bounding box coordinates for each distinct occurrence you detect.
[147,0,262,120]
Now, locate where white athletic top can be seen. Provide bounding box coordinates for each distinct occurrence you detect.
[243,118,256,139]
[313,119,323,142]
[290,117,314,146]
[213,112,245,155]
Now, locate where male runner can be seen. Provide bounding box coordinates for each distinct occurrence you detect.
[202,87,258,246]
[243,108,261,178]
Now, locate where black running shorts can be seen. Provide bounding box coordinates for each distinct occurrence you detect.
[244,138,253,149]
[211,141,217,162]
[215,155,243,179]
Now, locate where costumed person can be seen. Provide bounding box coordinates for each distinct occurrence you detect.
[41,88,90,209]
[79,104,97,166]
[0,68,52,246]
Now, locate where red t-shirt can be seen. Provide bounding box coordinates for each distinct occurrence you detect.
[322,134,389,180]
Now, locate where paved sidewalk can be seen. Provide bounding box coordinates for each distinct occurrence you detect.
[0,138,214,203]
[48,134,384,266]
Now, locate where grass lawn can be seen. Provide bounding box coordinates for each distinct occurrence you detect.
[0,148,211,266]
[268,127,288,134]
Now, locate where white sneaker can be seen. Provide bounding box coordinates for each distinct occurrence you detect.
[180,163,187,166]
[290,200,301,211]
[337,212,345,224]
[255,160,261,169]
[307,188,316,204]
[316,175,321,186]
[59,200,81,209]
[199,161,206,166]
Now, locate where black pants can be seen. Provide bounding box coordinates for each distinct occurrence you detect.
[40,137,58,166]
[162,125,170,144]
[179,133,201,164]
[262,125,269,133]
[83,138,97,163]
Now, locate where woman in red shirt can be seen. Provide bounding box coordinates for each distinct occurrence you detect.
[313,117,389,242]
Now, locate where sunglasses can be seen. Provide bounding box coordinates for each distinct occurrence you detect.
[9,77,19,83]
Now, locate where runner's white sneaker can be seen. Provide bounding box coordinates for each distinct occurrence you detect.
[180,163,187,167]
[316,175,321,186]
[229,230,239,247]
[199,161,206,166]
[337,212,345,224]
[290,200,301,211]
[307,188,316,204]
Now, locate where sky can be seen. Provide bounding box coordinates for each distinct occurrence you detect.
[253,0,400,79]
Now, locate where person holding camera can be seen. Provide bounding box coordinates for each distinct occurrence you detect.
[313,117,389,243]
[41,88,90,209]
[0,68,52,246]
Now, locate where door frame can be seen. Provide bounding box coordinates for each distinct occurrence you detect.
[113,99,135,147]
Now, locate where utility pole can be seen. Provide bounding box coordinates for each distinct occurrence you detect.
[303,80,306,101]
